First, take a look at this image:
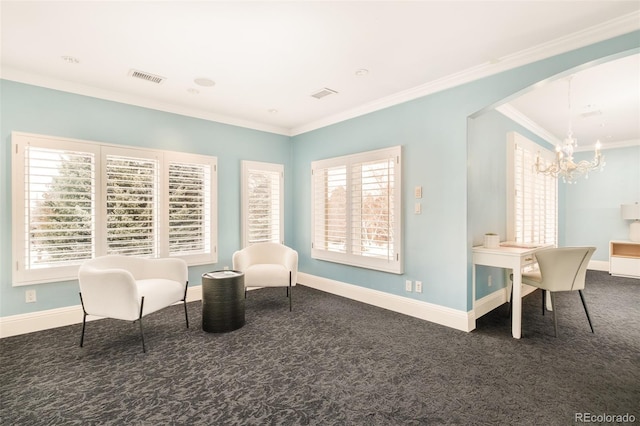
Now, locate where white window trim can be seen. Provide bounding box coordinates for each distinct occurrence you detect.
[311,146,403,274]
[506,131,558,246]
[241,160,284,248]
[12,135,101,285]
[11,132,217,286]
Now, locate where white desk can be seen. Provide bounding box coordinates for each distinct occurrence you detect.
[472,243,551,339]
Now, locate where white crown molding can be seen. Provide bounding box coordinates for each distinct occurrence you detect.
[0,67,292,137]
[495,103,640,152]
[495,103,561,147]
[291,11,640,136]
[1,11,638,138]
[587,139,640,151]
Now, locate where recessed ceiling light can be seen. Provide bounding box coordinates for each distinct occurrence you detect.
[194,77,215,87]
[187,88,200,95]
[61,55,79,64]
[355,69,369,77]
[268,109,278,114]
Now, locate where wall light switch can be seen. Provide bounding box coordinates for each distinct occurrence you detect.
[415,202,422,214]
[405,280,412,292]
[414,186,422,199]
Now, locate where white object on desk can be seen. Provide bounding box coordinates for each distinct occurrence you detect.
[472,242,552,339]
[483,234,500,248]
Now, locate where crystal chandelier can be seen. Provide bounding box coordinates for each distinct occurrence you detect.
[535,76,605,184]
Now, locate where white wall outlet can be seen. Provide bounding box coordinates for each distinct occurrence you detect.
[223,266,229,270]
[414,202,421,214]
[488,275,493,287]
[405,280,412,292]
[25,289,36,303]
[415,281,422,293]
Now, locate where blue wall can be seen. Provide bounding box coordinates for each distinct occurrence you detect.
[292,31,639,312]
[292,91,471,310]
[467,110,558,300]
[0,81,292,317]
[1,31,638,319]
[564,146,640,259]
[466,112,640,298]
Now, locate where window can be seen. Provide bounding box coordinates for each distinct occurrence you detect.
[12,132,217,285]
[506,132,557,246]
[167,158,213,259]
[14,140,98,285]
[311,146,402,274]
[104,148,160,257]
[241,161,284,247]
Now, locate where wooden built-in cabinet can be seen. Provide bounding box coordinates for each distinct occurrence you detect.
[609,240,640,279]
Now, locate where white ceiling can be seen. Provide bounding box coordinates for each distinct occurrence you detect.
[502,52,640,150]
[1,1,639,140]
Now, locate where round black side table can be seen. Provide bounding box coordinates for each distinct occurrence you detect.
[201,270,245,333]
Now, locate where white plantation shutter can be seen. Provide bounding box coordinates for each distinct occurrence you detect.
[241,161,284,247]
[313,165,347,254]
[105,152,159,256]
[168,161,211,256]
[12,136,98,284]
[312,146,402,274]
[23,146,95,267]
[12,132,218,285]
[351,158,395,259]
[507,132,557,246]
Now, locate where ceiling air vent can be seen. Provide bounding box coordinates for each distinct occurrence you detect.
[128,69,166,84]
[311,87,338,99]
[580,110,603,119]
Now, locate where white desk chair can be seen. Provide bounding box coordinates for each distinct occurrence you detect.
[520,247,596,337]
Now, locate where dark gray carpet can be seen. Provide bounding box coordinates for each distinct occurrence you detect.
[1,271,638,425]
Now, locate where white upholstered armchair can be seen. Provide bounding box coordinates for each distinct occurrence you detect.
[78,255,189,352]
[232,243,298,311]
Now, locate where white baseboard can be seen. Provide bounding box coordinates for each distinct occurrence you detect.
[589,260,609,272]
[0,285,204,339]
[473,288,508,320]
[297,272,473,332]
[0,305,88,338]
[5,263,607,339]
[472,283,538,323]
